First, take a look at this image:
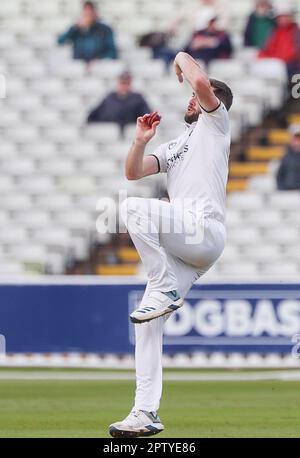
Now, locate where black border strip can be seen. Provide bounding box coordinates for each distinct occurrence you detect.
[149,154,161,173]
[200,101,221,114]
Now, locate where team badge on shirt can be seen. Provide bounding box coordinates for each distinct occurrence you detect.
[168,142,177,150]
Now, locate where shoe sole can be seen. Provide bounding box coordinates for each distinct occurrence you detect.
[130,306,181,324]
[130,300,183,324]
[109,425,163,438]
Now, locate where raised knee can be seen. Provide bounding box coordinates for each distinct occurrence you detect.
[120,197,140,226]
[121,197,137,215]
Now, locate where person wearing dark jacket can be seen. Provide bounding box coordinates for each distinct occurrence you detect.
[87,72,151,131]
[277,125,300,190]
[244,0,274,48]
[58,1,117,62]
[185,15,232,64]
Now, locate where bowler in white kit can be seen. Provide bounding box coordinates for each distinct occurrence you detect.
[109,52,233,438]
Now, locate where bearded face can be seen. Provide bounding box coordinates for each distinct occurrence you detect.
[184,94,202,124]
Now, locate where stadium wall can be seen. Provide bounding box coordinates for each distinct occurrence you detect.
[0,278,300,357]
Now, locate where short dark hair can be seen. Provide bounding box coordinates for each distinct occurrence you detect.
[83,1,96,10]
[209,78,233,111]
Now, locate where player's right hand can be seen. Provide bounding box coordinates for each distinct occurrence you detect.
[135,112,161,145]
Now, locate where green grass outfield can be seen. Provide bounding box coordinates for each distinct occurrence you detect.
[0,368,300,438]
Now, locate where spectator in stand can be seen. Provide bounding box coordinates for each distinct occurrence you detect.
[258,5,300,77]
[87,71,151,132]
[141,1,230,68]
[170,0,229,38]
[57,1,117,62]
[244,0,275,48]
[184,14,232,65]
[277,125,300,190]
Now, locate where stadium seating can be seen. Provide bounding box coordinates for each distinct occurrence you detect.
[0,0,299,279]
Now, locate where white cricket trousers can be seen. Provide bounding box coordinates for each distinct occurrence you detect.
[121,197,226,412]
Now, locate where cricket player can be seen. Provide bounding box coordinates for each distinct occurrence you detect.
[109,52,233,437]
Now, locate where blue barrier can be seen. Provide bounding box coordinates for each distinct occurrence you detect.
[0,281,299,354]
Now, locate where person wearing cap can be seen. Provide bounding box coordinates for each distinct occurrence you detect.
[184,15,232,65]
[169,0,229,38]
[58,1,117,62]
[277,125,300,190]
[244,0,275,48]
[258,5,300,77]
[87,72,151,132]
[144,1,230,68]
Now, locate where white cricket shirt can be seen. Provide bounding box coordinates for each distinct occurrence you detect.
[152,102,231,223]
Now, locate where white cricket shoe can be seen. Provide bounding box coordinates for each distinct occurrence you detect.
[109,410,164,438]
[130,290,183,324]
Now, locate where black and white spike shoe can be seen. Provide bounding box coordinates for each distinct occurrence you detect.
[109,410,164,438]
[130,290,183,324]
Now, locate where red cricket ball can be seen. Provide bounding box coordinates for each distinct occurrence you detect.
[147,112,161,127]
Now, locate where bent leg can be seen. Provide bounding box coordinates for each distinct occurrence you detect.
[121,197,178,292]
[122,197,225,282]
